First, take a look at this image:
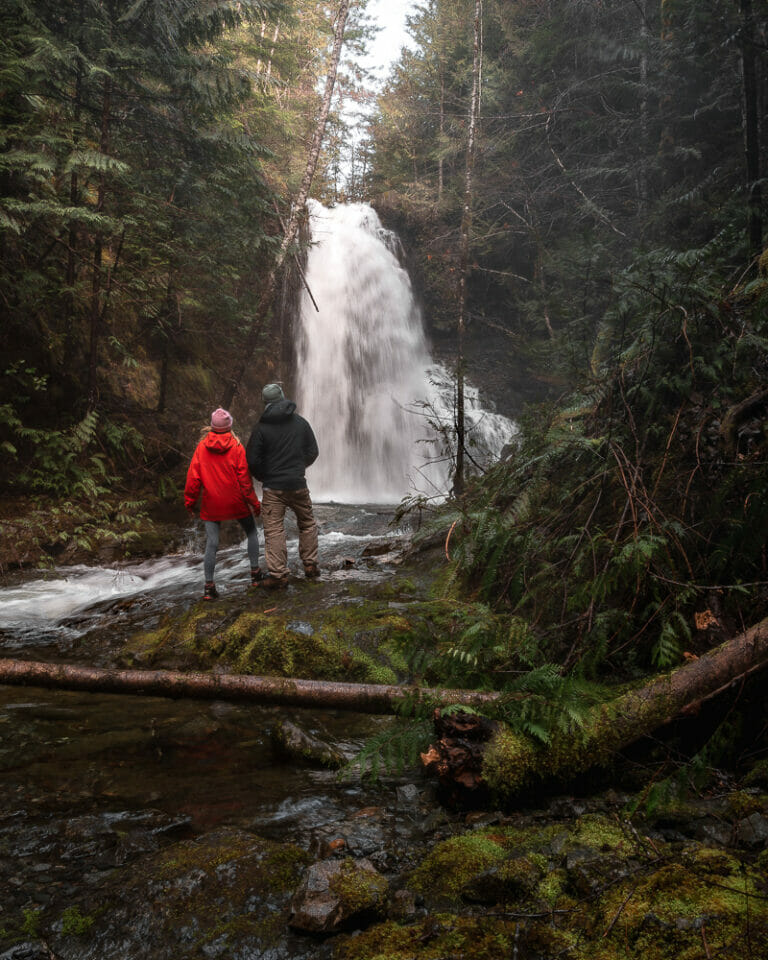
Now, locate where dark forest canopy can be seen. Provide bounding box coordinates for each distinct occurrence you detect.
[0,0,370,487]
[369,0,767,346]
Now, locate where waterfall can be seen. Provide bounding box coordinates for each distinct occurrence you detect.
[295,201,516,503]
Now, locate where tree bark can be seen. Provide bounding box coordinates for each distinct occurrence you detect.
[221,0,351,409]
[87,75,112,406]
[740,0,763,258]
[453,0,482,499]
[481,617,768,801]
[0,658,499,714]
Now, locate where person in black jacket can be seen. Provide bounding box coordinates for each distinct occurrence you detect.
[245,383,319,588]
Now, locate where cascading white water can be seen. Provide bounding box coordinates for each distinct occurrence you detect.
[296,201,517,503]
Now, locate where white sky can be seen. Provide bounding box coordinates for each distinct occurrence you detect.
[359,0,418,85]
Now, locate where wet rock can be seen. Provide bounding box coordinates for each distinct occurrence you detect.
[271,719,345,769]
[361,541,399,558]
[566,853,638,898]
[46,827,312,960]
[737,812,768,848]
[418,808,453,836]
[547,797,588,819]
[396,784,421,809]
[465,810,502,829]
[695,819,733,847]
[287,621,314,637]
[388,888,418,921]
[564,845,602,870]
[306,807,397,864]
[289,858,388,934]
[0,944,52,960]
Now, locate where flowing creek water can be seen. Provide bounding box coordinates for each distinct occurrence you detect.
[0,505,456,957]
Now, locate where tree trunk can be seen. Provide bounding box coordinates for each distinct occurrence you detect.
[637,0,649,216]
[438,71,445,200]
[87,75,112,406]
[740,0,763,258]
[64,59,83,369]
[481,617,768,801]
[453,0,482,499]
[0,658,499,714]
[221,0,351,409]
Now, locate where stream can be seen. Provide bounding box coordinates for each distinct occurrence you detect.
[0,505,451,958]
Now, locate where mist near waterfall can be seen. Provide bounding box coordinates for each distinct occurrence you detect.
[296,201,516,503]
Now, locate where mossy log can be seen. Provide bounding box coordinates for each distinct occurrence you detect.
[482,617,768,801]
[0,658,499,714]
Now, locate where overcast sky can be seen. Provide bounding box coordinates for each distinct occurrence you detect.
[359,0,417,85]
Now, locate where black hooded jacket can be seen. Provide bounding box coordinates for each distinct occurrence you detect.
[245,399,318,490]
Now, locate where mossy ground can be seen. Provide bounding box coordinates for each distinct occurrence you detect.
[334,810,768,960]
[117,553,507,691]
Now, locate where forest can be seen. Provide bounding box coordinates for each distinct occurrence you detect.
[2,0,768,958]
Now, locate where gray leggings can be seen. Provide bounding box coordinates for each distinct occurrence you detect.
[204,515,259,582]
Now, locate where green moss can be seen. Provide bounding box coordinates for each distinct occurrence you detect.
[571,814,628,851]
[482,679,688,801]
[743,758,768,789]
[334,915,520,960]
[60,906,95,937]
[537,868,568,909]
[123,597,412,683]
[157,833,309,895]
[329,859,389,915]
[409,833,509,902]
[725,789,768,820]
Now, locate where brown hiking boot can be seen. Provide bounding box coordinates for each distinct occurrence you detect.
[303,563,320,579]
[256,574,288,590]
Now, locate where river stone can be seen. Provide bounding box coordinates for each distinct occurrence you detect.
[289,858,388,934]
[396,783,421,808]
[0,944,52,960]
[361,540,399,557]
[45,827,312,960]
[271,719,345,769]
[566,853,639,897]
[737,812,768,848]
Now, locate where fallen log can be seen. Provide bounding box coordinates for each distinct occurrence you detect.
[481,616,768,801]
[0,658,499,714]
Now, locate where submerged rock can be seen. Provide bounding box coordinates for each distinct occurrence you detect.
[289,858,388,934]
[271,719,346,769]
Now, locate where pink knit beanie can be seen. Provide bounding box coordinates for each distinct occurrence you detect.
[210,407,233,432]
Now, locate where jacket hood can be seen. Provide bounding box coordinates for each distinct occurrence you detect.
[261,398,296,423]
[203,430,236,454]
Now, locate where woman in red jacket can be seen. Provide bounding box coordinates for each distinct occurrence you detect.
[184,407,263,599]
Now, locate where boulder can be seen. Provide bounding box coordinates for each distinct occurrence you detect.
[289,858,388,934]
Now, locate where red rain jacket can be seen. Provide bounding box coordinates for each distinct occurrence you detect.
[184,431,261,522]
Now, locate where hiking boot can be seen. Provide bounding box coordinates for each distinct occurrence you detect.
[255,574,288,590]
[303,563,320,579]
[250,567,266,586]
[202,581,218,600]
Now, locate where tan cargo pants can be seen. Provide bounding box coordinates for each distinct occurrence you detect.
[261,487,318,578]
